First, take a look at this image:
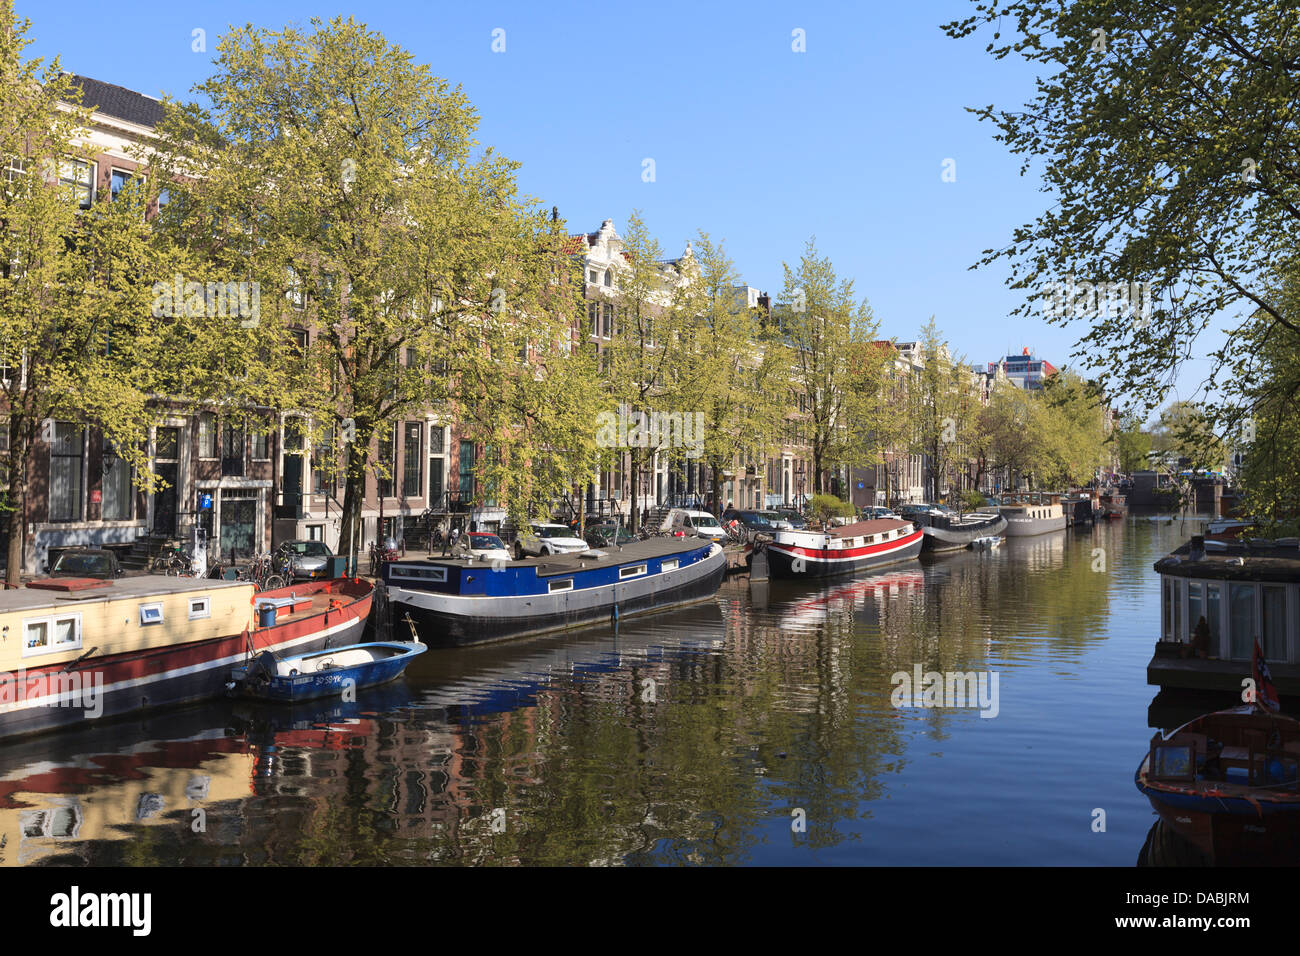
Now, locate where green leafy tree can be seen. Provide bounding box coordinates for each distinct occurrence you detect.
[778,239,881,495]
[0,2,194,583]
[150,16,581,564]
[944,1,1300,432]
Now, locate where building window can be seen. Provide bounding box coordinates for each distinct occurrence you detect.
[377,423,396,498]
[49,423,84,522]
[1229,583,1256,661]
[101,437,132,521]
[307,524,323,541]
[402,423,422,497]
[312,425,334,494]
[109,168,135,200]
[458,441,475,496]
[251,426,269,460]
[221,421,244,477]
[588,301,599,337]
[198,413,217,459]
[57,159,94,209]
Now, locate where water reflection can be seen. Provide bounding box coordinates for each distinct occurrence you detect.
[0,518,1256,866]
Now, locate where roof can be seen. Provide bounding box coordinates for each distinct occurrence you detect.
[831,518,912,538]
[65,75,166,128]
[1155,540,1300,583]
[0,573,247,614]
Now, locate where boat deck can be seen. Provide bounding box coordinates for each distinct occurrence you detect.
[412,536,711,578]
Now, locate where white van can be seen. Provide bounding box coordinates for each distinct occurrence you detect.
[661,508,727,542]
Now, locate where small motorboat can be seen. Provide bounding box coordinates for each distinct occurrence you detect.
[969,536,1002,550]
[1148,515,1176,524]
[1136,705,1300,863]
[228,641,426,703]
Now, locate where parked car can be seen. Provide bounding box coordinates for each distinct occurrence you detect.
[722,510,783,535]
[516,523,589,558]
[46,548,122,579]
[277,539,335,581]
[456,531,510,561]
[660,508,728,542]
[584,523,636,549]
[861,506,901,521]
[774,508,809,529]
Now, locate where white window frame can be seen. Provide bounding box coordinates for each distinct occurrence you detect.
[548,578,574,593]
[21,612,82,658]
[188,597,211,621]
[661,558,679,572]
[139,602,164,626]
[619,564,647,580]
[390,565,447,583]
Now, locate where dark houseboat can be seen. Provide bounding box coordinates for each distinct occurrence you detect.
[1147,535,1300,696]
[912,511,1008,552]
[382,537,727,647]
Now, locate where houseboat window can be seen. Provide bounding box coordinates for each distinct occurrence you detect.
[1188,582,1203,639]
[1229,584,1256,660]
[661,558,679,572]
[1171,578,1181,642]
[23,620,47,653]
[1206,583,1222,653]
[619,564,647,580]
[391,565,447,583]
[1263,585,1287,661]
[865,535,875,544]
[549,579,573,593]
[139,603,164,626]
[1170,580,1180,639]
[188,597,211,621]
[22,613,81,657]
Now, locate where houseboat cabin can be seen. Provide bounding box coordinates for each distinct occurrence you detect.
[1148,537,1300,696]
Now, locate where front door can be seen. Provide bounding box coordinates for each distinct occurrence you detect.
[220,495,256,561]
[153,426,180,536]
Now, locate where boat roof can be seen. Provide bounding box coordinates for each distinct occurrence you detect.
[828,519,910,538]
[401,536,711,577]
[0,573,248,614]
[1155,539,1300,583]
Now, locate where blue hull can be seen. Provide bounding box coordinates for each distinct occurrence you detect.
[236,641,427,703]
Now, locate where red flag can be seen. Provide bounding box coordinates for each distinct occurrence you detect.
[1253,637,1281,712]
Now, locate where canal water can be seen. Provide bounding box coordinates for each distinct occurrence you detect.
[0,519,1216,866]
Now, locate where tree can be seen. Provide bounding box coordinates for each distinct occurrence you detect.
[1150,400,1224,471]
[1038,369,1109,487]
[0,2,193,583]
[150,16,580,566]
[1112,411,1152,474]
[907,320,981,502]
[982,380,1046,492]
[944,1,1300,435]
[601,211,695,532]
[683,233,787,515]
[778,239,881,495]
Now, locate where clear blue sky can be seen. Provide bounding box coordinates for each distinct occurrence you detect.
[18,0,1216,413]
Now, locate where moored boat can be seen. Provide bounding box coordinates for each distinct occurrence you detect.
[765,518,923,579]
[969,535,1002,550]
[1136,705,1300,863]
[0,575,374,739]
[998,495,1067,536]
[914,511,1007,552]
[383,536,727,647]
[228,640,426,702]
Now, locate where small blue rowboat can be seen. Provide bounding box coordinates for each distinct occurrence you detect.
[227,641,426,703]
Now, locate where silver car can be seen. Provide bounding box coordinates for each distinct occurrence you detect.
[277,539,334,581]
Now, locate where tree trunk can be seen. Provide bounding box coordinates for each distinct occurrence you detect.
[341,438,368,577]
[5,470,23,588]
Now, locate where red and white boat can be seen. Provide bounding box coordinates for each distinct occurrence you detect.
[765,518,924,579]
[0,574,373,740]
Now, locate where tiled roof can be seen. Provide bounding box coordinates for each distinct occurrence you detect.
[65,75,166,129]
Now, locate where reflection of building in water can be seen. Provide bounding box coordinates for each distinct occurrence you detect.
[0,735,251,866]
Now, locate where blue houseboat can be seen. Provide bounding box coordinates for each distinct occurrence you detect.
[383,537,728,647]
